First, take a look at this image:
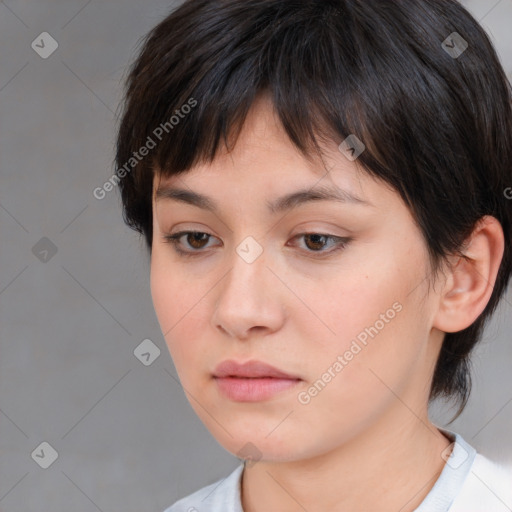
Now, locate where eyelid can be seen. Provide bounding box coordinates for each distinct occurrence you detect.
[162,230,220,256]
[162,230,352,258]
[289,232,351,257]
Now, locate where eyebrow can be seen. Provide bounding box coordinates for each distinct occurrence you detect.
[154,184,374,214]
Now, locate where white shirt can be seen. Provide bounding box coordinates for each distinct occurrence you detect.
[163,428,512,511]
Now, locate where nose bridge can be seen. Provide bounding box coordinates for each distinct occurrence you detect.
[212,235,283,337]
[224,235,269,299]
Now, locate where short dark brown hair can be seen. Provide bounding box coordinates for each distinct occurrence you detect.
[114,0,512,419]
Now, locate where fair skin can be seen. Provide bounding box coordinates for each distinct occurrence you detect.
[150,95,504,512]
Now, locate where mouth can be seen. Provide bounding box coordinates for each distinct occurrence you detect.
[212,359,302,402]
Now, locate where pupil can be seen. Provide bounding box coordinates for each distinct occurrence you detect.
[189,233,207,248]
[306,234,325,251]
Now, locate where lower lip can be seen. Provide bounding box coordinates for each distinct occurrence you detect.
[214,376,301,401]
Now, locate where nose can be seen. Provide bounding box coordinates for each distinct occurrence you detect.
[211,241,286,341]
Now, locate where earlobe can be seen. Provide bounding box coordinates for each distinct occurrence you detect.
[432,216,504,334]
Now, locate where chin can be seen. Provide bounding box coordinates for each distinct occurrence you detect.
[208,425,307,463]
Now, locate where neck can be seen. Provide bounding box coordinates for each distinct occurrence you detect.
[241,406,452,512]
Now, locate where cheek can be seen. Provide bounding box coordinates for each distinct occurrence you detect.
[306,263,402,353]
[290,304,426,453]
[150,247,203,326]
[150,254,200,366]
[301,258,428,401]
[150,257,178,332]
[150,251,219,388]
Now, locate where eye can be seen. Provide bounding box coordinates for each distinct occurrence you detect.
[162,231,352,258]
[290,233,351,256]
[162,231,217,257]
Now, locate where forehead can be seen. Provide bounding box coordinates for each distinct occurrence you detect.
[152,96,397,214]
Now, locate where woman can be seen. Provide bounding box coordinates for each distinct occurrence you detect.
[115,1,512,510]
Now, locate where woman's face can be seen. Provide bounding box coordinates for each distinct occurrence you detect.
[150,96,445,462]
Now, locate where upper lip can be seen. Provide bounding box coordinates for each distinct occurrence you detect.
[213,360,301,379]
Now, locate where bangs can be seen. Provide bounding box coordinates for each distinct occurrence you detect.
[145,2,371,176]
[118,0,456,186]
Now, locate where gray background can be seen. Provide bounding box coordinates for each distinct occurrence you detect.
[0,0,511,510]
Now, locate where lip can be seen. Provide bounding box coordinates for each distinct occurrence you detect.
[213,359,300,379]
[213,360,302,402]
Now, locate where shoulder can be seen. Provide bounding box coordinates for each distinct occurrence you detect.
[449,453,512,512]
[162,464,244,512]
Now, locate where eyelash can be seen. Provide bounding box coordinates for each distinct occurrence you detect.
[162,231,352,259]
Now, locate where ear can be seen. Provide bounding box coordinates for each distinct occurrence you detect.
[432,216,505,333]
